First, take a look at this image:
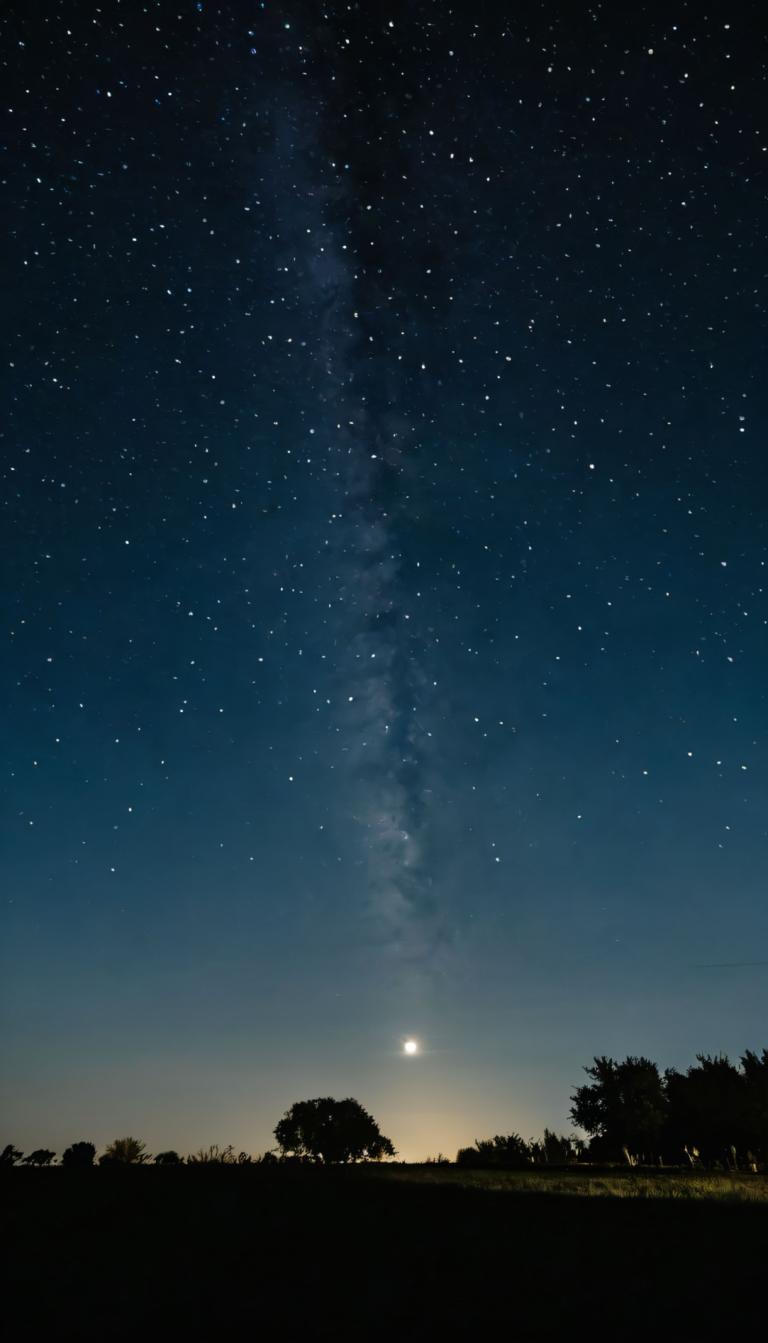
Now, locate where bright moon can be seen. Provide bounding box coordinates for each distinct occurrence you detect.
[403,1039,418,1055]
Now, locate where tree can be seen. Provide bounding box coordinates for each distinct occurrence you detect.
[23,1149,56,1166]
[274,1098,396,1164]
[570,1056,666,1159]
[665,1055,747,1164]
[0,1144,23,1167]
[100,1137,150,1165]
[62,1141,96,1168]
[155,1150,183,1165]
[740,1049,768,1161]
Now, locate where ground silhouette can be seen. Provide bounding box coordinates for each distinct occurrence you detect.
[4,1163,766,1340]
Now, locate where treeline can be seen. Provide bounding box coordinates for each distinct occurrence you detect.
[3,1049,766,1171]
[569,1049,767,1167]
[0,1140,279,1168]
[458,1049,768,1171]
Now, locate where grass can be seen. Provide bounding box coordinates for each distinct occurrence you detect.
[377,1163,768,1201]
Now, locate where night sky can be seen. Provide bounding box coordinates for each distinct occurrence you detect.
[2,2,766,1162]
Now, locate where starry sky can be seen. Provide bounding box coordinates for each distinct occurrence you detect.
[2,2,766,1162]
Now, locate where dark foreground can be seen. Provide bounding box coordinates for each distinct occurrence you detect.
[5,1167,767,1340]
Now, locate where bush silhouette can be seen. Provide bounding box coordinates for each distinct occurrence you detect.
[186,1144,247,1165]
[541,1129,582,1163]
[99,1137,149,1165]
[1,1144,23,1167]
[456,1134,532,1168]
[274,1097,395,1163]
[155,1150,184,1165]
[22,1149,56,1166]
[61,1142,96,1168]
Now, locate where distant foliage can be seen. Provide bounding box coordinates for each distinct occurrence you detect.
[570,1057,667,1159]
[100,1137,150,1165]
[572,1050,768,1166]
[665,1050,768,1165]
[457,1130,585,1168]
[742,1049,768,1157]
[529,1130,583,1164]
[10,1045,765,1174]
[457,1134,532,1169]
[275,1097,396,1164]
[61,1142,96,1168]
[186,1145,225,1164]
[186,1144,253,1165]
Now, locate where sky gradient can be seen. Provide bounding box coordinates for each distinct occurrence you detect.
[2,1,766,1161]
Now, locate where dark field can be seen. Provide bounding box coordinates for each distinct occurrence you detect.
[6,1167,767,1340]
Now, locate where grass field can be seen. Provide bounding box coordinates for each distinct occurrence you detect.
[5,1165,767,1339]
[380,1163,768,1201]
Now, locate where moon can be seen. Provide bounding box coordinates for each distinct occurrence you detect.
[403,1039,418,1055]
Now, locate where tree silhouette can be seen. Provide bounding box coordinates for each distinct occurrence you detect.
[61,1141,96,1168]
[155,1150,184,1165]
[665,1054,749,1164]
[22,1149,56,1166]
[570,1056,666,1158]
[1,1144,23,1167]
[274,1097,395,1163]
[741,1048,768,1160]
[100,1137,150,1165]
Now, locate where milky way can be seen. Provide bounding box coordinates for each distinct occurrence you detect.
[280,42,450,969]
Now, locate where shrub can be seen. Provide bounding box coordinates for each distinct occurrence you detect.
[100,1137,150,1165]
[62,1142,96,1168]
[23,1149,56,1166]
